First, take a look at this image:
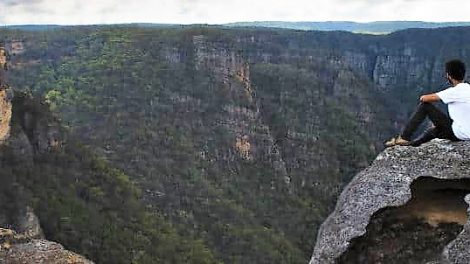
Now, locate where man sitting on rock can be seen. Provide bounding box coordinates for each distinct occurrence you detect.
[386,59,470,147]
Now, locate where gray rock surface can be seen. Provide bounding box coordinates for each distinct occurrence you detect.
[310,139,470,264]
[0,228,93,264]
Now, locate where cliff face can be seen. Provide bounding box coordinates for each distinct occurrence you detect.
[311,139,470,263]
[341,47,432,92]
[191,34,290,182]
[0,44,91,264]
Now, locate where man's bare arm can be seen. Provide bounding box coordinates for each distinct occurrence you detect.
[420,93,441,103]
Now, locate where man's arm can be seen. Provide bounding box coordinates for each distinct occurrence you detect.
[420,93,441,103]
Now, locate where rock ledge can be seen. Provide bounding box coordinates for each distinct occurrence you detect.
[310,139,470,264]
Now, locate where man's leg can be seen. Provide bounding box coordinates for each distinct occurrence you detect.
[411,126,437,146]
[401,102,453,141]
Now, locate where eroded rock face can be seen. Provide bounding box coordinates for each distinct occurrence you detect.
[0,228,93,264]
[310,139,470,264]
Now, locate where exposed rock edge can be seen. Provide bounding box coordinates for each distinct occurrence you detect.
[0,228,94,264]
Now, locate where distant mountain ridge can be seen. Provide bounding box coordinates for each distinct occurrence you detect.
[5,21,470,34]
[1,25,62,31]
[1,23,179,31]
[224,21,470,34]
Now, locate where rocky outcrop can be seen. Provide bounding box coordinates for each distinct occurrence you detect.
[310,139,470,263]
[10,92,63,154]
[0,228,93,264]
[14,207,43,239]
[0,88,12,143]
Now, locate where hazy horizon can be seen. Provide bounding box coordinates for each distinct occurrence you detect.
[1,0,470,26]
[2,20,470,27]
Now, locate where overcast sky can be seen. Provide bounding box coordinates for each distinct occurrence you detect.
[1,0,470,25]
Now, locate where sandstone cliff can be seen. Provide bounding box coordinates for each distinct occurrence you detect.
[0,88,12,142]
[0,47,12,142]
[310,139,470,263]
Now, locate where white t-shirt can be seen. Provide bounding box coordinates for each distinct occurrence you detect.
[436,82,470,140]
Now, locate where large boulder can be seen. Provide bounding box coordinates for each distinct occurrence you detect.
[311,139,470,264]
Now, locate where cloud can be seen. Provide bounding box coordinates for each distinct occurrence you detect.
[0,0,42,6]
[0,0,469,25]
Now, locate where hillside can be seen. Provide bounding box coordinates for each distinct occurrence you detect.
[0,89,217,263]
[1,25,470,263]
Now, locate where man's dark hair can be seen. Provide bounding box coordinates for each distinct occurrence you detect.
[445,59,466,81]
